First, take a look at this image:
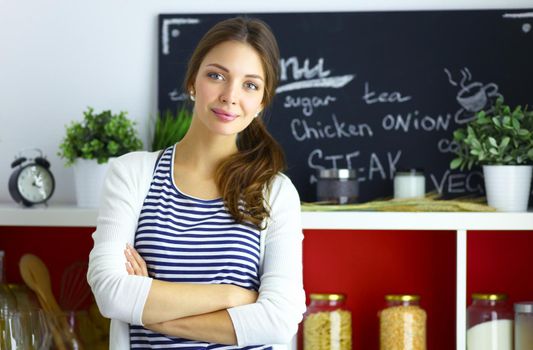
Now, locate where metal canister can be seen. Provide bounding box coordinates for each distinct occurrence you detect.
[515,302,533,350]
[316,169,358,204]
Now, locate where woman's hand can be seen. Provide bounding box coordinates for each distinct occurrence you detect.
[124,243,148,277]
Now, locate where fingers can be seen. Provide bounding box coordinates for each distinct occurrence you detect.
[125,261,134,275]
[124,243,149,277]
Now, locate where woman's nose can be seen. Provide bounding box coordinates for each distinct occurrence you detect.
[219,84,238,105]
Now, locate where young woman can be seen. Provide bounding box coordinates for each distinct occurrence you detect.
[87,17,305,349]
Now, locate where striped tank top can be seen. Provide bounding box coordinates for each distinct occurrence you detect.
[130,145,270,350]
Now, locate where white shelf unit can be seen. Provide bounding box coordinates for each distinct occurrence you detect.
[1,203,532,349]
[302,211,532,350]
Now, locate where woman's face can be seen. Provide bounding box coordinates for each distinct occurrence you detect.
[192,40,265,137]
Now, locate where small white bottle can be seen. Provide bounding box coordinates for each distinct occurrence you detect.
[515,302,533,350]
[394,168,426,199]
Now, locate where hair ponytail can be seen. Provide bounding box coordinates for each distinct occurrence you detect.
[215,117,286,229]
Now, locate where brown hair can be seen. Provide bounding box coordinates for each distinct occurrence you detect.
[183,17,286,229]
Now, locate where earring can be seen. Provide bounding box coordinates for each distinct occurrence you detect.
[189,91,195,102]
[255,111,261,117]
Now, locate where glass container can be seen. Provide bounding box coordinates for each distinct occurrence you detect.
[303,293,352,350]
[316,169,358,204]
[8,284,40,312]
[515,302,533,350]
[467,293,513,350]
[0,251,4,283]
[379,294,427,350]
[0,283,18,349]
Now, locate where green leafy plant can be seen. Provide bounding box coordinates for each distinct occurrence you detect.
[58,107,143,166]
[151,106,192,151]
[450,97,533,171]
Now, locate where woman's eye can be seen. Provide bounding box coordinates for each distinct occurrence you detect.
[207,72,224,80]
[245,82,259,91]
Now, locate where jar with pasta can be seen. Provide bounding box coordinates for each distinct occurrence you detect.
[303,293,352,350]
[379,294,427,350]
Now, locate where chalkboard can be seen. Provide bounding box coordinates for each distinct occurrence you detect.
[158,10,533,202]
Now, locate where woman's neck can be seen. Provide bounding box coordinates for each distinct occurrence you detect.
[174,122,238,179]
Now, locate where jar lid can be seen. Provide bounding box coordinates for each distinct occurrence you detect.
[385,294,421,302]
[471,293,507,301]
[514,302,533,313]
[310,293,346,301]
[395,168,425,175]
[318,169,357,179]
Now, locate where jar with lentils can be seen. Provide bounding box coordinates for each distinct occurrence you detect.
[379,294,427,350]
[303,293,352,350]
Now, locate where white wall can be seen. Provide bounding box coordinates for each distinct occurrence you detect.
[1,0,531,204]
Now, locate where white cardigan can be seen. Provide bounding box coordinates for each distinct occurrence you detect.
[87,150,306,349]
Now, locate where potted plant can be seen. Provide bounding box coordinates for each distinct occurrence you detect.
[450,97,533,211]
[150,105,192,151]
[58,107,143,207]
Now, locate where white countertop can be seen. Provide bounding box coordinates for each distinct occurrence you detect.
[1,202,532,230]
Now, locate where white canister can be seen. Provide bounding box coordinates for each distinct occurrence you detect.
[394,168,426,199]
[515,302,533,350]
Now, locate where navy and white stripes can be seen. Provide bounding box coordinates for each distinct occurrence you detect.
[129,145,269,350]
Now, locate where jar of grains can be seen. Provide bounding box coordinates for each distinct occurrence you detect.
[379,294,427,350]
[303,293,352,350]
[467,293,513,350]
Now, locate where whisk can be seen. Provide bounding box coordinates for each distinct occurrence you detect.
[59,261,91,311]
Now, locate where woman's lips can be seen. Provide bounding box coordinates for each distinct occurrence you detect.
[211,108,237,122]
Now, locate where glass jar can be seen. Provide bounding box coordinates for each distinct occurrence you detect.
[0,283,18,349]
[0,250,5,283]
[393,168,425,199]
[514,302,533,350]
[316,169,358,204]
[8,284,40,312]
[379,294,427,350]
[467,293,513,350]
[303,293,352,350]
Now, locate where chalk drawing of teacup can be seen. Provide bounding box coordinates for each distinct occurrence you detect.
[456,82,499,113]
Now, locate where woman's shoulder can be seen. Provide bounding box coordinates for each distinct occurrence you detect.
[113,150,159,165]
[270,172,293,188]
[267,172,301,204]
[109,150,160,178]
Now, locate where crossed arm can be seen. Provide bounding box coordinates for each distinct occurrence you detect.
[124,243,249,344]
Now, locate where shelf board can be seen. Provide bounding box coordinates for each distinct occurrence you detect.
[0,203,98,227]
[301,211,533,230]
[1,202,532,230]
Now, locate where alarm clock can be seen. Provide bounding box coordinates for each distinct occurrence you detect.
[9,149,55,207]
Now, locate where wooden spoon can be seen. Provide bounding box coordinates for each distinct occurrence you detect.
[19,254,84,350]
[19,254,67,350]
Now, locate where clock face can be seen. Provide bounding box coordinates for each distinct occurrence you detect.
[17,165,54,203]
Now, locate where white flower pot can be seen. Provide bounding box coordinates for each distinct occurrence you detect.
[72,158,113,208]
[482,165,533,212]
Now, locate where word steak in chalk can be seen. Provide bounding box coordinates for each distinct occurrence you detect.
[307,149,402,183]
